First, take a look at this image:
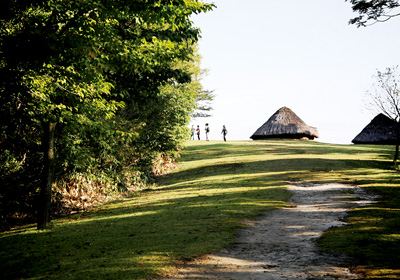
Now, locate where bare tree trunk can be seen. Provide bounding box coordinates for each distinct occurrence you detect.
[37,121,57,230]
[394,122,400,168]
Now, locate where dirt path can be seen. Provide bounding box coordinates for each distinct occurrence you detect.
[164,183,376,280]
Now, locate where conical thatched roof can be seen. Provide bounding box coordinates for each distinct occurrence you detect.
[250,107,319,140]
[352,113,398,144]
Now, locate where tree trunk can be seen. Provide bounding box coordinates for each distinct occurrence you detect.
[394,122,400,168]
[37,121,57,230]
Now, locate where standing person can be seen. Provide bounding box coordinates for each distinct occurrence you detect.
[205,123,210,141]
[190,125,195,140]
[196,125,201,140]
[221,125,228,142]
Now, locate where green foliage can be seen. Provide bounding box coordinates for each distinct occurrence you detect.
[1,140,400,279]
[0,0,215,226]
[346,0,400,26]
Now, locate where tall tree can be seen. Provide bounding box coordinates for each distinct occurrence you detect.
[347,0,400,26]
[191,90,214,118]
[0,0,214,229]
[365,66,400,165]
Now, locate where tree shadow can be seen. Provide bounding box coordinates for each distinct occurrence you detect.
[160,157,393,188]
[181,141,394,163]
[0,180,289,279]
[1,141,399,279]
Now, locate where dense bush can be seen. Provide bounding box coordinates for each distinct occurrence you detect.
[0,0,214,229]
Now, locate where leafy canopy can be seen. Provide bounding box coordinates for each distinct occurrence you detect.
[0,0,215,225]
[346,0,400,26]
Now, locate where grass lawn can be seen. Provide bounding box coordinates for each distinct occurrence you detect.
[1,140,400,279]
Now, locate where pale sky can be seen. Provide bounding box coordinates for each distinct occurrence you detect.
[189,0,400,144]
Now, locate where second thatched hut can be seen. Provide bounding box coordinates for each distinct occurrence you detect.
[352,113,398,144]
[250,107,319,140]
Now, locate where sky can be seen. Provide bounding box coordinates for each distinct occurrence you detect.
[189,0,400,144]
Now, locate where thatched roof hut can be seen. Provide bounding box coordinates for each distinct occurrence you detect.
[250,107,319,140]
[352,113,398,144]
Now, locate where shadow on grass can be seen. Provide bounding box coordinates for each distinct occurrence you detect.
[0,177,288,280]
[1,141,399,280]
[181,141,394,163]
[317,173,400,278]
[161,157,393,187]
[318,205,400,277]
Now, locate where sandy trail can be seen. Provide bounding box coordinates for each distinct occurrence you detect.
[164,183,376,280]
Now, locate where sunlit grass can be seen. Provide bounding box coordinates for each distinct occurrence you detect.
[1,140,400,279]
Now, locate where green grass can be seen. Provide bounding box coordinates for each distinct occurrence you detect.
[1,140,400,279]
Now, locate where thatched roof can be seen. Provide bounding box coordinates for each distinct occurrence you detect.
[352,113,398,144]
[250,107,319,140]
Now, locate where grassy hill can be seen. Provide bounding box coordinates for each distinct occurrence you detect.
[1,140,400,279]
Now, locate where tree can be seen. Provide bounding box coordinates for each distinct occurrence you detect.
[346,0,400,26]
[191,89,215,118]
[365,66,400,165]
[0,0,214,229]
[119,47,214,172]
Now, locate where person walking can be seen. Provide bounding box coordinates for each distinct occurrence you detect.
[221,125,228,142]
[190,125,195,140]
[205,123,210,141]
[196,125,201,140]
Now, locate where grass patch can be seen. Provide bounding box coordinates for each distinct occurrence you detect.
[1,140,400,279]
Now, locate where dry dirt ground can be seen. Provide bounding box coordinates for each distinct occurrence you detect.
[163,183,377,280]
